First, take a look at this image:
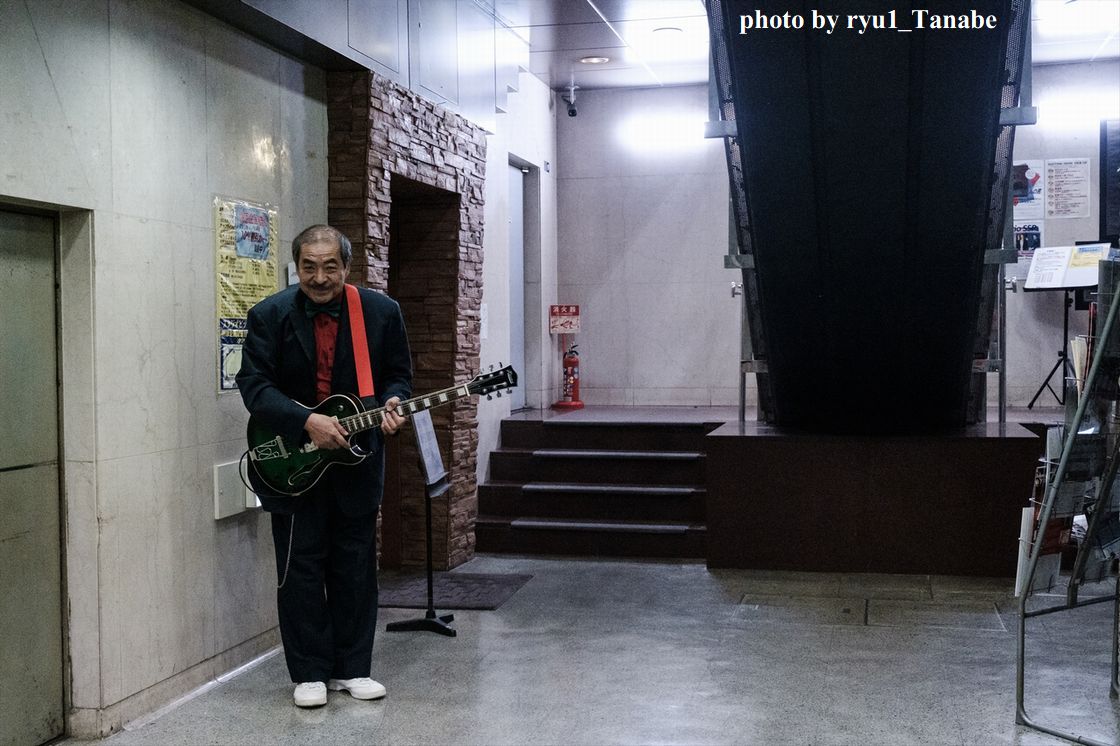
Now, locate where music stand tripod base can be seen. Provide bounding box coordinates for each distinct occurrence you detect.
[1027,288,1076,410]
[385,409,457,638]
[386,610,456,636]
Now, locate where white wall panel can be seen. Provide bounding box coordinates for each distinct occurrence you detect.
[411,0,459,104]
[348,0,409,74]
[458,0,497,132]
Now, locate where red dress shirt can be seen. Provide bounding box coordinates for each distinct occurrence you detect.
[312,312,339,404]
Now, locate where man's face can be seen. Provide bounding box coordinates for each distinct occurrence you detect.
[297,240,348,304]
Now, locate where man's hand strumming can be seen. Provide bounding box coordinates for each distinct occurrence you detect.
[305,412,350,450]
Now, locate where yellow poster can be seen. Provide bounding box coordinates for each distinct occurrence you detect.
[215,196,278,391]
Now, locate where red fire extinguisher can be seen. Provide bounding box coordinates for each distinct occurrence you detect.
[553,342,584,410]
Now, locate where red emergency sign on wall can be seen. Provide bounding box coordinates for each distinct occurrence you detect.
[549,305,580,334]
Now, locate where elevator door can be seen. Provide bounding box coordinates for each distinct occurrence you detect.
[508,164,526,411]
[0,210,63,745]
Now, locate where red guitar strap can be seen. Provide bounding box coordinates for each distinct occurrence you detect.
[344,284,375,398]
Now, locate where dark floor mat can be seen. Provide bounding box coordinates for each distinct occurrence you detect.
[378,572,532,610]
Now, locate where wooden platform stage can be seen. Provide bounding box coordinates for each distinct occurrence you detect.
[704,420,1044,577]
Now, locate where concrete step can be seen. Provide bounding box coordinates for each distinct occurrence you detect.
[488,448,705,484]
[476,515,706,559]
[499,418,716,451]
[521,482,702,495]
[478,481,705,522]
[530,449,703,460]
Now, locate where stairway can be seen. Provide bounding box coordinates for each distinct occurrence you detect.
[476,416,720,558]
[706,0,1027,428]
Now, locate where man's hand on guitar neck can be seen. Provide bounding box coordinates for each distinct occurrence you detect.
[381,397,405,436]
[303,396,404,449]
[304,413,350,450]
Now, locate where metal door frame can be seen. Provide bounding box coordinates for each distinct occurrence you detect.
[507,161,528,412]
[0,202,68,743]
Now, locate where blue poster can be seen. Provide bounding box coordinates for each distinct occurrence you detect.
[219,317,247,346]
[235,204,271,260]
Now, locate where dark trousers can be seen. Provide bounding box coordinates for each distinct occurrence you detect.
[270,496,379,683]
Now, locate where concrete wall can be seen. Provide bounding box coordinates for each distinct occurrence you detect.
[1001,59,1120,408]
[0,0,326,734]
[555,85,739,407]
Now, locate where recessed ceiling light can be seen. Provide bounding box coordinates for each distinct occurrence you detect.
[653,26,683,34]
[579,56,611,64]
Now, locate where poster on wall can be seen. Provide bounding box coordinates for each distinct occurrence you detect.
[1014,221,1043,254]
[1045,158,1091,219]
[1012,160,1045,221]
[214,196,279,391]
[1009,221,1044,282]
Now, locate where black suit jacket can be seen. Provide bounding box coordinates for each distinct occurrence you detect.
[237,285,413,515]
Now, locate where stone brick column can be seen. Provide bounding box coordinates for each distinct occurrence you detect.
[326,69,487,570]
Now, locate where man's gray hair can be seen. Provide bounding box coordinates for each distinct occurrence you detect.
[292,224,353,265]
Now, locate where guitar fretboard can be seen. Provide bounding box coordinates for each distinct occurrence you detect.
[339,384,472,433]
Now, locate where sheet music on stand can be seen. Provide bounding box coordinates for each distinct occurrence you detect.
[413,409,447,488]
[1024,243,1110,290]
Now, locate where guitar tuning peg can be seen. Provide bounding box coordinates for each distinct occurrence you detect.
[496,391,502,398]
[498,361,503,368]
[487,394,493,400]
[489,364,495,372]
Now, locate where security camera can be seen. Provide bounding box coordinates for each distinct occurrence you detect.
[562,77,579,119]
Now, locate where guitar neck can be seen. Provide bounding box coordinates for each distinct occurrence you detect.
[338,383,473,434]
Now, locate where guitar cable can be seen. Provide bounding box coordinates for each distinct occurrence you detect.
[237,449,257,496]
[239,450,295,590]
[276,514,294,590]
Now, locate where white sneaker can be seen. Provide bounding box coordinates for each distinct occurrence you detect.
[328,677,386,700]
[293,681,327,707]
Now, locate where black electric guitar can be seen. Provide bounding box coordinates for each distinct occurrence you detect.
[246,365,517,496]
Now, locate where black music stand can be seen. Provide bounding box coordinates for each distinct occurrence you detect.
[385,410,456,637]
[1026,240,1111,409]
[1027,288,1075,409]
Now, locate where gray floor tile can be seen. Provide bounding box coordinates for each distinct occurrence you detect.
[733,594,867,626]
[61,556,1120,746]
[840,572,933,601]
[867,598,1008,631]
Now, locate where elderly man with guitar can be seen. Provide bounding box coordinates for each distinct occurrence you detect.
[237,224,410,709]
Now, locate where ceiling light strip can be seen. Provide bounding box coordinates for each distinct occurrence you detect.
[583,0,664,86]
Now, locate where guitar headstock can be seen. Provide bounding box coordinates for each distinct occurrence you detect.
[469,365,518,396]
